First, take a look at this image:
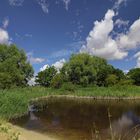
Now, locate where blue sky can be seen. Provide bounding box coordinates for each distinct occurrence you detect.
[0,0,140,73]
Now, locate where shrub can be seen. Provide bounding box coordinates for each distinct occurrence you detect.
[105,74,118,86]
[117,79,134,86]
[80,76,89,87]
[51,74,63,89]
[61,82,76,92]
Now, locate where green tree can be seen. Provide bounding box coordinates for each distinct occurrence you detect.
[62,53,113,86]
[105,74,118,86]
[113,68,125,81]
[127,68,140,85]
[80,76,89,87]
[0,44,34,89]
[96,65,114,86]
[51,73,63,89]
[36,66,57,87]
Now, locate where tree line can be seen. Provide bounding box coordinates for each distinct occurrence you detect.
[0,44,140,89]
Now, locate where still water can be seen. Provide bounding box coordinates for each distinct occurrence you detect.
[11,97,140,140]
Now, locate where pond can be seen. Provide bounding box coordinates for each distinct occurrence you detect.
[11,97,140,140]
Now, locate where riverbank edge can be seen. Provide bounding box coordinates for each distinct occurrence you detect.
[11,95,140,120]
[6,94,140,120]
[30,95,140,103]
[0,121,58,140]
[2,95,140,140]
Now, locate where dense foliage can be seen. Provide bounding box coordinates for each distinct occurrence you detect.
[0,44,34,89]
[127,68,140,85]
[105,74,118,86]
[36,53,128,88]
[61,54,124,87]
[1,44,140,89]
[36,66,57,87]
[50,73,63,88]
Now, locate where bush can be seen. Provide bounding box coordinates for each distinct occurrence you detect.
[61,82,76,92]
[117,79,134,86]
[80,76,89,87]
[51,74,63,89]
[105,74,118,86]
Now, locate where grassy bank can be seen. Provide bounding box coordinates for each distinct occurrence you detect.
[0,85,140,119]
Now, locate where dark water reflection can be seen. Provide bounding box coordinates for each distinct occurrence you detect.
[11,98,140,140]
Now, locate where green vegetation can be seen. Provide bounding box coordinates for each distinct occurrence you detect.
[50,73,64,88]
[1,44,140,89]
[35,53,140,89]
[36,53,128,87]
[58,53,125,86]
[1,85,140,120]
[128,68,140,85]
[1,44,140,121]
[105,74,118,86]
[36,66,57,87]
[0,44,33,89]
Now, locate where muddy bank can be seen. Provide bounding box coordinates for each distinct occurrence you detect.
[30,95,140,104]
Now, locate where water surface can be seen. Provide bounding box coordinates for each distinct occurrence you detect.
[11,97,140,140]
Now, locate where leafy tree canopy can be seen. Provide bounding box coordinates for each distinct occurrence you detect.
[0,44,34,88]
[35,53,126,88]
[36,66,57,87]
[127,68,140,85]
[61,53,121,86]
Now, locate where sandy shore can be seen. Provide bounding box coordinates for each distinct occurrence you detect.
[16,126,58,140]
[0,123,58,140]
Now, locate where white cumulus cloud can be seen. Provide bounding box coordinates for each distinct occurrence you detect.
[0,28,9,44]
[118,18,140,50]
[52,59,66,72]
[27,52,45,64]
[40,64,49,71]
[134,52,140,68]
[80,9,140,61]
[80,9,127,60]
[40,59,66,72]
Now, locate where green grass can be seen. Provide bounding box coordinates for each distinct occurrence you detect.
[0,85,140,120]
[76,85,140,97]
